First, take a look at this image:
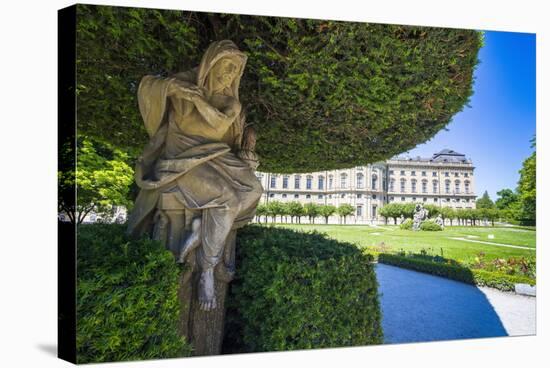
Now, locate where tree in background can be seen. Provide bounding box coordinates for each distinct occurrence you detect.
[318,205,337,224]
[517,138,536,225]
[476,190,495,209]
[266,201,285,223]
[287,201,305,224]
[337,204,355,224]
[255,204,268,223]
[495,189,519,210]
[303,203,321,224]
[378,203,402,224]
[62,138,134,224]
[439,207,456,226]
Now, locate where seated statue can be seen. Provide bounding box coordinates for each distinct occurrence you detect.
[127,40,263,311]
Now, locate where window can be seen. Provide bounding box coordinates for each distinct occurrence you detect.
[465,198,470,203]
[383,178,387,191]
[357,173,364,188]
[400,170,405,175]
[445,180,450,194]
[411,179,417,193]
[389,170,394,175]
[282,194,287,198]
[371,174,378,190]
[434,198,438,203]
[294,194,299,199]
[447,198,451,202]
[329,175,333,189]
[340,173,347,188]
[464,173,469,178]
[432,180,438,194]
[400,178,406,193]
[454,172,459,177]
[390,197,394,201]
[329,194,332,199]
[306,194,311,199]
[341,194,346,198]
[306,175,313,190]
[318,194,323,199]
[455,180,460,193]
[432,171,437,177]
[412,197,416,201]
[389,178,395,192]
[411,171,416,176]
[357,194,362,198]
[423,197,427,202]
[269,193,275,198]
[464,180,470,194]
[318,176,324,190]
[401,197,406,202]
[294,175,301,189]
[372,195,377,199]
[444,172,450,177]
[371,205,377,218]
[422,171,427,177]
[270,176,276,188]
[282,175,289,189]
[422,180,427,193]
[357,205,363,217]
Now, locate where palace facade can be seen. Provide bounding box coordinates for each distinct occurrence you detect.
[255,149,477,224]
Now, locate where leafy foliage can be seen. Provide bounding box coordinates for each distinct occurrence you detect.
[476,190,495,209]
[378,252,534,292]
[336,203,355,224]
[420,220,443,231]
[517,141,536,225]
[224,225,382,353]
[76,4,482,172]
[76,224,192,363]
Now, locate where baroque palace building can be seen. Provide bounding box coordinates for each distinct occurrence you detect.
[255,149,477,224]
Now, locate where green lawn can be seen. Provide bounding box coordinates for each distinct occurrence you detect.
[271,224,536,263]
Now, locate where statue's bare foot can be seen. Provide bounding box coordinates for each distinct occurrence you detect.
[177,217,201,263]
[198,268,216,311]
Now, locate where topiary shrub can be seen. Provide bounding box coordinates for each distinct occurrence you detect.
[223,225,382,353]
[420,220,443,231]
[76,224,192,363]
[399,218,413,230]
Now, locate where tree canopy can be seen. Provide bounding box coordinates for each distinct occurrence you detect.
[476,190,495,209]
[76,4,482,173]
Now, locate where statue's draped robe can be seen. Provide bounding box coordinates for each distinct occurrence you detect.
[127,74,262,269]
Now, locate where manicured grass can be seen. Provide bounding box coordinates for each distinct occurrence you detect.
[271,224,536,263]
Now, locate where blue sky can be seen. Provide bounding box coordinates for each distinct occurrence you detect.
[405,30,536,201]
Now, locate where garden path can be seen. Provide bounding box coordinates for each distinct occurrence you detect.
[376,264,536,344]
[447,237,535,250]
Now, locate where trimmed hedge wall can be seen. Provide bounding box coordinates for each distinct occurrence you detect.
[77,224,192,363]
[378,253,535,292]
[224,225,382,353]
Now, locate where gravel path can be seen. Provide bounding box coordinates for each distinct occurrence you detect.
[447,237,535,250]
[376,264,536,344]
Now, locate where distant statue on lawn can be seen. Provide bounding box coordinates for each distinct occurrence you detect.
[127,40,263,313]
[412,204,429,231]
[435,213,444,228]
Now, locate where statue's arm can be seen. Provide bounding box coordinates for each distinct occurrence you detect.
[192,96,242,134]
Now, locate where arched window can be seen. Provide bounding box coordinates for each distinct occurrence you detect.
[357,205,363,217]
[340,173,347,188]
[445,180,451,194]
[464,180,470,194]
[294,175,301,189]
[389,178,395,192]
[400,178,406,193]
[371,174,378,190]
[432,180,438,194]
[357,173,364,188]
[282,175,289,189]
[306,175,313,190]
[411,179,417,193]
[422,179,428,193]
[455,180,461,194]
[270,176,276,188]
[318,175,325,190]
[329,175,334,189]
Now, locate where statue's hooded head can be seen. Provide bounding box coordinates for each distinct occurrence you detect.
[196,40,247,101]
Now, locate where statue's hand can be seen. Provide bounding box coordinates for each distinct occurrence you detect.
[170,80,205,101]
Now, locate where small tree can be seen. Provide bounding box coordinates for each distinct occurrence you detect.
[287,201,305,224]
[255,204,267,223]
[318,205,337,224]
[266,201,285,223]
[379,203,402,224]
[337,204,355,225]
[476,190,495,209]
[439,207,456,226]
[304,203,321,224]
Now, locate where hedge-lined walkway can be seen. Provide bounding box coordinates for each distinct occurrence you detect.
[376,264,535,344]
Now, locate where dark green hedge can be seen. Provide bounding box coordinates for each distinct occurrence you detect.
[76,4,481,173]
[378,253,535,292]
[224,225,382,353]
[77,224,192,363]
